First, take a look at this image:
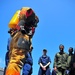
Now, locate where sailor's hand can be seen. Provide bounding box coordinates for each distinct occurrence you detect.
[54,66,57,71]
[42,66,46,70]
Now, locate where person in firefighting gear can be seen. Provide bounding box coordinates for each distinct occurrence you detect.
[5,7,39,75]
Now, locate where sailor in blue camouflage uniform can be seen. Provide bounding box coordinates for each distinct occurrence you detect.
[38,49,51,75]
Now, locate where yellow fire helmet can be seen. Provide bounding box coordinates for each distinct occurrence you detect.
[8,7,38,29]
[8,7,34,29]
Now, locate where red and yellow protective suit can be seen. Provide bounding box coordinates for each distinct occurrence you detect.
[5,7,39,75]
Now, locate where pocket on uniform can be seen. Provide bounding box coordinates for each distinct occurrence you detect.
[17,37,30,50]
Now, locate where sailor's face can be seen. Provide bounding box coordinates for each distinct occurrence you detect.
[59,46,64,52]
[43,51,47,55]
[68,48,73,53]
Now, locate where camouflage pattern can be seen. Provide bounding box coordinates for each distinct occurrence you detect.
[53,52,68,75]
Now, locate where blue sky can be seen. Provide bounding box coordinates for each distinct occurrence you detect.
[0,0,75,74]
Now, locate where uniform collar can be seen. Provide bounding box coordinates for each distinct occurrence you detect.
[42,55,47,57]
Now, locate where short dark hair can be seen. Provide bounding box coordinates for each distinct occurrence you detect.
[43,49,47,52]
[69,47,73,52]
[59,44,64,48]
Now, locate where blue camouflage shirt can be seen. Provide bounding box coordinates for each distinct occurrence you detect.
[38,55,51,66]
